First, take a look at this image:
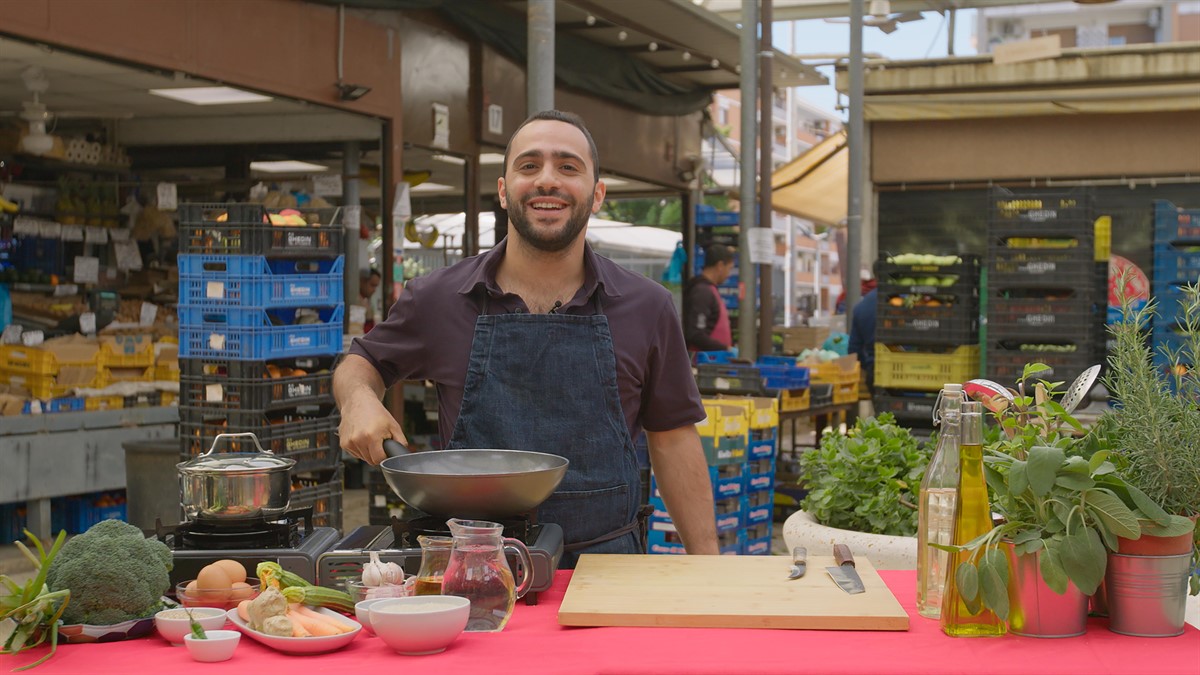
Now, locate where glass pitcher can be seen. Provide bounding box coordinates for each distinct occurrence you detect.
[414,535,453,596]
[440,518,533,632]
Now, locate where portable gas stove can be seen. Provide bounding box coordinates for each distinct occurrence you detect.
[317,514,563,605]
[155,506,341,591]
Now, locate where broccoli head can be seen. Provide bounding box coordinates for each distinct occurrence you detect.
[45,519,173,625]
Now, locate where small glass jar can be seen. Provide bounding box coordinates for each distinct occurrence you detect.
[415,535,454,596]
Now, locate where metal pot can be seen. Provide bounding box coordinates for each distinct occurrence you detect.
[177,433,295,521]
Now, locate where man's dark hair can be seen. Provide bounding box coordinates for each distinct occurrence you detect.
[503,110,600,181]
[361,268,381,281]
[703,244,736,268]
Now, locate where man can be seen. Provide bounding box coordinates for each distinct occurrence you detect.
[683,244,735,353]
[848,282,878,395]
[335,110,719,566]
[359,268,381,330]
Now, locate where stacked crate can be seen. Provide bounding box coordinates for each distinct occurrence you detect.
[719,397,779,555]
[176,203,345,531]
[872,254,980,427]
[1151,200,1200,375]
[985,189,1104,388]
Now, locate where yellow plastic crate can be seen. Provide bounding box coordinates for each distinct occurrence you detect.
[99,340,156,368]
[0,344,101,377]
[714,396,779,430]
[804,355,860,386]
[153,364,180,381]
[85,395,126,411]
[696,401,749,438]
[833,381,859,405]
[1,371,108,400]
[779,388,810,412]
[875,344,980,392]
[160,391,178,407]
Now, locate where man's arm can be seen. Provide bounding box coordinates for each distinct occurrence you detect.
[334,354,406,465]
[645,425,719,554]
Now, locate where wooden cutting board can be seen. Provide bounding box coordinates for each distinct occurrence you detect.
[558,554,909,630]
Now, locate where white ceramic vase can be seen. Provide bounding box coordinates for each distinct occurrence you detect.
[782,510,917,570]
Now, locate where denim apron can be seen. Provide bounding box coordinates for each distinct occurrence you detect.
[448,293,643,569]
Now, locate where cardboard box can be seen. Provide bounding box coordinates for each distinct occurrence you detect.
[776,325,831,354]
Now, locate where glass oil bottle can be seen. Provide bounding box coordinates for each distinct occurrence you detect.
[917,383,963,619]
[941,401,1007,637]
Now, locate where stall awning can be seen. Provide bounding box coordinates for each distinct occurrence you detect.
[770,130,847,227]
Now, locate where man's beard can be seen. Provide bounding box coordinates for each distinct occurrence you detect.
[506,186,593,253]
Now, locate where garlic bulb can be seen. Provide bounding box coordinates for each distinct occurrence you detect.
[362,551,405,587]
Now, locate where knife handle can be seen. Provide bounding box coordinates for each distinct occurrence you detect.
[833,544,855,567]
[792,547,807,565]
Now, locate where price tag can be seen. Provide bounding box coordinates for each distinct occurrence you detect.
[208,333,226,351]
[114,240,143,271]
[343,205,362,232]
[53,284,79,297]
[13,216,39,236]
[109,228,131,242]
[39,221,62,238]
[747,228,775,265]
[140,302,158,326]
[349,304,367,324]
[487,104,504,135]
[60,224,84,242]
[21,330,44,347]
[312,174,343,197]
[205,383,224,403]
[73,256,100,284]
[432,102,450,149]
[157,182,178,211]
[206,281,225,299]
[79,312,97,335]
[84,226,108,244]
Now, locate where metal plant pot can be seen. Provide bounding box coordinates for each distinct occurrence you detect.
[1005,544,1089,638]
[177,433,295,521]
[1106,552,1191,637]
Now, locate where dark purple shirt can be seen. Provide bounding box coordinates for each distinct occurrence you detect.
[348,238,705,444]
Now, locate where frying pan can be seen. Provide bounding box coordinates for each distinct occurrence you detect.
[378,440,569,519]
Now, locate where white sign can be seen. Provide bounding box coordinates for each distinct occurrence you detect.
[53,284,79,297]
[343,205,362,232]
[114,240,143,271]
[84,226,108,245]
[157,182,178,211]
[140,301,158,326]
[21,330,44,347]
[392,182,412,228]
[13,217,39,236]
[349,304,367,324]
[60,224,84,242]
[39,221,62,238]
[79,312,96,335]
[312,173,344,197]
[109,227,131,242]
[432,102,450,149]
[487,104,504,135]
[73,256,100,284]
[1,324,23,345]
[747,228,775,265]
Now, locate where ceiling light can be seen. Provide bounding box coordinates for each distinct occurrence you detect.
[618,30,628,41]
[586,14,596,26]
[250,160,329,173]
[432,153,466,166]
[682,51,692,61]
[711,59,720,68]
[337,83,372,101]
[648,42,659,52]
[149,86,273,106]
[479,152,506,165]
[410,182,455,193]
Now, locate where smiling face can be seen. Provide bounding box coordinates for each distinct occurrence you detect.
[498,119,606,253]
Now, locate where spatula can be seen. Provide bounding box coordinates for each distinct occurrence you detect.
[1060,365,1101,414]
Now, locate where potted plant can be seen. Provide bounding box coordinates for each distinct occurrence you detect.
[784,413,931,569]
[1093,279,1198,636]
[942,365,1154,637]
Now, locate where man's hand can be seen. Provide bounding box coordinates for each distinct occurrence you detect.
[334,355,405,465]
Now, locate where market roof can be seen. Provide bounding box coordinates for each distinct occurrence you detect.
[696,0,1068,21]
[770,130,848,227]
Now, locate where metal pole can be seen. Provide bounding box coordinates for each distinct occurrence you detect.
[757,0,774,357]
[343,140,361,315]
[846,0,864,321]
[527,0,555,114]
[947,9,956,56]
[738,0,759,361]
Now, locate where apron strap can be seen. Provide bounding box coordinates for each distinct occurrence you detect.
[562,504,653,553]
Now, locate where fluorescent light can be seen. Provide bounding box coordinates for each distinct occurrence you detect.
[479,152,506,165]
[431,153,466,166]
[410,182,455,193]
[250,160,329,173]
[149,86,273,106]
[602,176,629,186]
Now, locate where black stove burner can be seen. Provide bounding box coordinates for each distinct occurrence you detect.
[158,506,316,551]
[390,514,540,548]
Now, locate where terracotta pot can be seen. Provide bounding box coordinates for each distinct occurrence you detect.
[1116,515,1198,556]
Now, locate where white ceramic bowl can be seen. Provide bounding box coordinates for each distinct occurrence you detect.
[155,607,228,646]
[184,629,240,662]
[369,595,470,655]
[355,598,388,635]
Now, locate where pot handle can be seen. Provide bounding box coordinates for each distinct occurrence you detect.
[382,439,411,458]
[205,432,270,456]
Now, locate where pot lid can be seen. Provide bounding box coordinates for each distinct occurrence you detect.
[178,452,295,473]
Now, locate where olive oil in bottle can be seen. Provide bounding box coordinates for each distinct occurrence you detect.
[941,401,1006,637]
[917,383,962,619]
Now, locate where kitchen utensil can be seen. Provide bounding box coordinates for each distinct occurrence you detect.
[176,433,295,521]
[1060,364,1101,413]
[964,378,1015,413]
[441,518,533,632]
[788,547,807,580]
[379,441,568,519]
[826,544,866,595]
[558,554,907,630]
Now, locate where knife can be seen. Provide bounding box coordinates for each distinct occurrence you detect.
[826,544,866,594]
[787,547,807,580]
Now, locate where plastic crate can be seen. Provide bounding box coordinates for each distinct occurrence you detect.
[179,408,340,473]
[778,387,810,412]
[1151,283,1197,323]
[10,236,64,277]
[291,466,344,533]
[98,336,157,368]
[0,344,102,377]
[874,255,980,291]
[179,255,345,309]
[877,300,978,346]
[987,242,1098,289]
[985,341,1095,389]
[1152,245,1200,284]
[178,203,343,258]
[1153,200,1200,244]
[0,370,108,400]
[695,363,764,395]
[0,502,28,544]
[84,394,125,411]
[178,305,343,360]
[874,344,979,392]
[986,292,1103,341]
[809,383,834,408]
[873,389,939,426]
[180,356,335,410]
[989,187,1094,230]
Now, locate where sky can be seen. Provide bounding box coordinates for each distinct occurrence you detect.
[773,9,980,117]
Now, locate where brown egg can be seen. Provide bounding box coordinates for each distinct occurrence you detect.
[196,563,233,598]
[213,559,247,584]
[229,581,255,602]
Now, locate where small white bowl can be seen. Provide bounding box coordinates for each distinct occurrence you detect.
[184,629,240,662]
[355,598,388,635]
[369,595,469,655]
[155,607,228,646]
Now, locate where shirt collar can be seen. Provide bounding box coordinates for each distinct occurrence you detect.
[456,236,625,300]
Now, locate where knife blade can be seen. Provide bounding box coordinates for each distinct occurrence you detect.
[826,544,866,594]
[787,546,807,579]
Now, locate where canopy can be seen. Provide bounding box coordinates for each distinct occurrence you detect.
[406,212,681,257]
[770,130,848,227]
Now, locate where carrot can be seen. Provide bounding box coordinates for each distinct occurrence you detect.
[237,599,252,623]
[293,605,351,634]
[287,606,338,637]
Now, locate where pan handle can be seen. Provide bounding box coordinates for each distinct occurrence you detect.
[382,439,411,458]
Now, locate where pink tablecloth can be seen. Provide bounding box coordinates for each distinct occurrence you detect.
[4,570,1197,675]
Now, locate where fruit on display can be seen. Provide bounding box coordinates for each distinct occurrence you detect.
[885,253,963,266]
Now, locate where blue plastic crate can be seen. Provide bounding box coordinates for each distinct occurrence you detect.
[1153,200,1200,243]
[695,351,734,364]
[741,490,774,526]
[747,437,776,461]
[179,255,344,309]
[0,502,27,544]
[695,204,741,227]
[1152,246,1200,285]
[1151,283,1195,319]
[22,396,86,415]
[179,305,344,360]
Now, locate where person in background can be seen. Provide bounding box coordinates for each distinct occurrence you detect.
[359,268,381,331]
[848,281,878,395]
[683,244,735,353]
[335,109,719,567]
